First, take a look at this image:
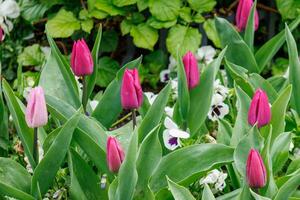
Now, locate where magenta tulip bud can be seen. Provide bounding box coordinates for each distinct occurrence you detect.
[182,51,200,90]
[70,39,93,76]
[236,0,259,31]
[248,89,271,128]
[0,27,4,42]
[121,68,143,109]
[106,136,125,173]
[246,149,267,188]
[25,86,48,128]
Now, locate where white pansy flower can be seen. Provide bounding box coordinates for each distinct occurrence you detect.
[196,46,216,64]
[214,79,228,101]
[145,92,157,105]
[163,117,189,151]
[168,56,177,70]
[208,94,229,121]
[171,79,178,99]
[0,0,20,33]
[200,169,228,194]
[160,69,170,83]
[90,100,99,111]
[165,106,174,118]
[290,141,294,152]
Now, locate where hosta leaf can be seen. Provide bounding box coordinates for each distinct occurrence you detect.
[149,144,234,192]
[31,111,80,197]
[46,9,81,38]
[166,25,201,57]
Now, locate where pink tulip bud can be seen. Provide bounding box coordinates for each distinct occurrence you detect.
[236,0,259,31]
[70,39,93,76]
[106,136,125,173]
[246,149,267,188]
[0,27,4,42]
[182,51,200,90]
[248,89,271,128]
[25,86,48,128]
[120,68,143,109]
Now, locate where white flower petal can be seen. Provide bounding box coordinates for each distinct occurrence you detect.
[163,130,180,151]
[144,92,157,105]
[90,100,99,111]
[168,56,177,69]
[196,46,216,63]
[160,69,170,83]
[165,106,174,117]
[164,117,178,129]
[0,0,20,18]
[169,129,190,139]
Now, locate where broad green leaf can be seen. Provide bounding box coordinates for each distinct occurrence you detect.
[255,16,300,72]
[100,29,118,53]
[177,50,190,124]
[250,189,272,200]
[147,17,177,29]
[179,7,192,23]
[166,24,201,57]
[39,52,80,108]
[108,178,118,200]
[0,158,31,196]
[203,19,221,48]
[234,126,264,177]
[215,17,259,73]
[270,85,292,142]
[268,76,288,93]
[42,127,61,153]
[46,9,81,38]
[116,130,138,200]
[2,79,36,168]
[244,0,257,50]
[236,185,251,200]
[20,0,50,23]
[0,65,8,153]
[17,44,45,66]
[249,73,278,103]
[96,57,119,87]
[202,184,216,200]
[276,0,300,19]
[92,56,142,128]
[188,48,226,135]
[217,119,232,146]
[230,85,251,146]
[112,0,136,6]
[130,23,158,50]
[150,144,234,192]
[92,0,125,16]
[286,25,300,115]
[138,83,171,141]
[136,125,162,195]
[216,189,242,200]
[274,173,300,200]
[45,95,109,174]
[271,132,291,174]
[86,24,102,99]
[69,149,104,199]
[167,177,196,200]
[0,182,35,200]
[187,0,216,13]
[149,0,181,21]
[31,111,80,197]
[287,158,300,175]
[46,34,80,108]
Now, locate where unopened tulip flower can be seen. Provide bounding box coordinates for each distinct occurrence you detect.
[182,51,200,89]
[25,86,48,128]
[0,27,4,42]
[121,68,143,109]
[248,89,271,128]
[70,39,93,76]
[106,136,125,173]
[246,149,267,188]
[236,0,259,31]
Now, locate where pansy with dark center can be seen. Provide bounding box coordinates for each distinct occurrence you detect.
[168,137,178,146]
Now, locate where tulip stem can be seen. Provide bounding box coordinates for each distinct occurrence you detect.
[132,109,136,129]
[33,128,39,164]
[82,76,88,114]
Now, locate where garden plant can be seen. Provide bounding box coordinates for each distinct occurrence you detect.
[0,0,300,199]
